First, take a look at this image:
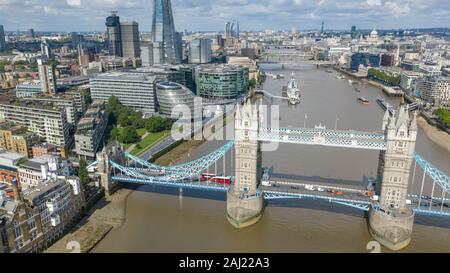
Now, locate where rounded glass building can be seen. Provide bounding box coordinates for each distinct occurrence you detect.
[155,81,196,119]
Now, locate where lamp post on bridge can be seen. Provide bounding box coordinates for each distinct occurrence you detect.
[304,114,308,128]
[335,116,339,130]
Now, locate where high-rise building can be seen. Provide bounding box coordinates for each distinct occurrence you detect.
[151,0,181,64]
[225,22,232,39]
[140,42,154,67]
[105,12,123,57]
[225,21,239,39]
[321,21,324,34]
[175,32,183,63]
[351,25,357,39]
[120,21,140,58]
[28,28,35,39]
[189,38,212,64]
[37,59,57,95]
[0,25,6,51]
[71,32,84,48]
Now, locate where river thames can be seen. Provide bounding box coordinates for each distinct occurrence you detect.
[94,63,450,253]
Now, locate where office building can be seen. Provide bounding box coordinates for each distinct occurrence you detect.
[350,52,381,71]
[189,38,212,64]
[15,82,43,98]
[175,32,183,63]
[0,94,72,148]
[400,71,422,93]
[74,101,109,159]
[155,81,196,119]
[415,76,450,105]
[90,71,159,115]
[28,29,35,39]
[228,57,260,82]
[105,12,123,57]
[140,42,154,66]
[40,40,52,59]
[37,59,57,95]
[151,0,181,64]
[351,26,357,39]
[196,65,249,99]
[71,32,84,48]
[0,25,6,51]
[120,21,140,58]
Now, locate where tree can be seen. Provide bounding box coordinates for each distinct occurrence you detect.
[79,158,90,188]
[82,89,92,112]
[119,126,140,144]
[145,117,167,133]
[108,96,121,113]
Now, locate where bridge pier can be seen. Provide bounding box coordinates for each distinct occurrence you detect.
[227,102,264,228]
[368,204,414,251]
[368,107,418,250]
[227,190,264,228]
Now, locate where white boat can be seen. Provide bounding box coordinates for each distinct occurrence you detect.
[315,123,326,129]
[285,73,301,105]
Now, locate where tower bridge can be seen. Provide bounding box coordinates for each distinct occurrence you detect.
[93,101,450,251]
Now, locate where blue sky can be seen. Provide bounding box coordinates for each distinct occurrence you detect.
[0,0,449,32]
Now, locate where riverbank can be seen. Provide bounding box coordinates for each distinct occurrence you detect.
[45,188,133,253]
[417,116,450,154]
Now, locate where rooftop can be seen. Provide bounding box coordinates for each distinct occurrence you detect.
[0,92,66,112]
[22,178,66,201]
[91,70,159,82]
[0,149,25,162]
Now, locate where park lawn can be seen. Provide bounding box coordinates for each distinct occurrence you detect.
[137,128,147,137]
[131,130,170,156]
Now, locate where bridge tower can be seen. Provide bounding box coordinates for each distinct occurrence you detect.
[227,102,264,228]
[96,141,125,196]
[369,106,417,250]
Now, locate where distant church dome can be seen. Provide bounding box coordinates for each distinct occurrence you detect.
[370,28,378,37]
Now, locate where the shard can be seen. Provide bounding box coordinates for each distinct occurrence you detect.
[151,0,181,64]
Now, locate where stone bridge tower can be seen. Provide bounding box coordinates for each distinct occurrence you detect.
[227,101,264,228]
[96,141,125,196]
[369,106,417,251]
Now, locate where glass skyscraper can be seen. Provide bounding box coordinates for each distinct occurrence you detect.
[0,25,6,51]
[151,0,181,64]
[105,12,123,57]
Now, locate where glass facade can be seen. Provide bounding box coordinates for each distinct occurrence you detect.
[350,52,381,71]
[196,65,249,99]
[105,13,122,57]
[151,0,181,64]
[155,81,196,118]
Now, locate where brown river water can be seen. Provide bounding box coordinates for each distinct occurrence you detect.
[94,63,450,253]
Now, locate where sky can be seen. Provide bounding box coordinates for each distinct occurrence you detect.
[0,0,449,32]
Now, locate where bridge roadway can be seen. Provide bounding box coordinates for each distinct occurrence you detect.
[265,180,450,216]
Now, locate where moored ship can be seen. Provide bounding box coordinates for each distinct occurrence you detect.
[357,96,370,105]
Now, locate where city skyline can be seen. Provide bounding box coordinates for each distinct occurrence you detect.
[0,0,449,32]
